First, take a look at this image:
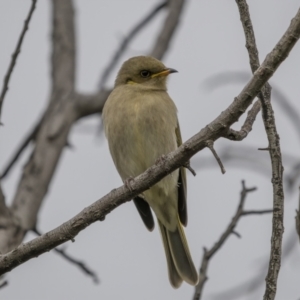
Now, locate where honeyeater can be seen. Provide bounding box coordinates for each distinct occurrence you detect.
[102,56,198,288]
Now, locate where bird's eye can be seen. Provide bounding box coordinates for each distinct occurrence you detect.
[140,70,151,78]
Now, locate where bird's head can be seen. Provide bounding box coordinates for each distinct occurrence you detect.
[114,56,177,90]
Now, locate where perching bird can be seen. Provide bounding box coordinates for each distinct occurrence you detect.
[102,56,198,288]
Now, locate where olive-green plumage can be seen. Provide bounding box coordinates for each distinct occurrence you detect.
[102,56,198,288]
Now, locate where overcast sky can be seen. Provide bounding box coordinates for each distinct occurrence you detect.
[1,1,300,300]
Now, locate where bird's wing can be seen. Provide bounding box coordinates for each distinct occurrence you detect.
[175,121,188,227]
[133,196,155,231]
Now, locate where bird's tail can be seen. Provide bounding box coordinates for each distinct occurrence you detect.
[158,218,199,288]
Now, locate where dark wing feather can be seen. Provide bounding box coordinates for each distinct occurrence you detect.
[178,167,187,226]
[133,196,155,231]
[175,123,188,227]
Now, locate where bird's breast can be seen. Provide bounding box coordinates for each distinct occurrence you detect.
[103,86,178,180]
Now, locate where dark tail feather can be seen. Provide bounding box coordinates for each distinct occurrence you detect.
[158,218,198,287]
[158,220,182,288]
[167,218,199,286]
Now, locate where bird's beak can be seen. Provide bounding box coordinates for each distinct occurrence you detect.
[151,68,178,78]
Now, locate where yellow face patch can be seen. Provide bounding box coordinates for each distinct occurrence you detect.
[127,80,137,85]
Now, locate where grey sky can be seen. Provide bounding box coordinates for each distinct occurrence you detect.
[1,1,300,299]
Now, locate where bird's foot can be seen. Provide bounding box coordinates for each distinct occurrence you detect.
[124,177,135,192]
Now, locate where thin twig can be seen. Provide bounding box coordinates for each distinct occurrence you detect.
[0,183,6,214]
[242,209,273,216]
[33,228,99,283]
[296,187,300,242]
[210,229,297,300]
[225,100,261,141]
[235,1,285,299]
[183,160,196,176]
[0,280,8,289]
[226,0,263,142]
[0,0,38,123]
[98,0,167,90]
[192,180,270,300]
[231,231,241,238]
[54,247,99,283]
[0,115,43,179]
[205,140,226,174]
[258,147,270,151]
[203,72,300,144]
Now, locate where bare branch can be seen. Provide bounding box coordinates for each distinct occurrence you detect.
[0,5,299,277]
[75,89,111,119]
[203,72,300,133]
[50,0,76,94]
[150,0,185,60]
[205,140,226,174]
[98,0,167,89]
[192,145,273,177]
[296,187,300,242]
[241,209,273,216]
[0,279,8,289]
[33,229,99,283]
[224,100,261,141]
[0,184,7,216]
[193,181,261,300]
[183,160,196,176]
[0,0,78,255]
[235,1,260,72]
[0,114,43,180]
[258,147,270,151]
[225,0,262,141]
[0,0,37,123]
[235,1,285,299]
[231,231,241,238]
[210,229,298,300]
[54,247,99,283]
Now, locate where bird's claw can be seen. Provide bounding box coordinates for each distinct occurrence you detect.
[124,177,135,192]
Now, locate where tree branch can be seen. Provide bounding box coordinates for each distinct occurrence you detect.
[0,8,299,274]
[296,187,300,242]
[235,1,285,299]
[0,0,78,255]
[203,72,300,143]
[0,0,37,123]
[150,0,185,60]
[0,183,7,217]
[205,140,226,174]
[241,209,273,216]
[0,279,8,289]
[10,0,77,230]
[193,181,272,300]
[225,0,262,141]
[33,229,99,283]
[210,230,297,300]
[224,100,261,141]
[75,89,111,119]
[0,114,43,180]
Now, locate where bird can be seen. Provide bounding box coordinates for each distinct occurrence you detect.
[102,56,198,288]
